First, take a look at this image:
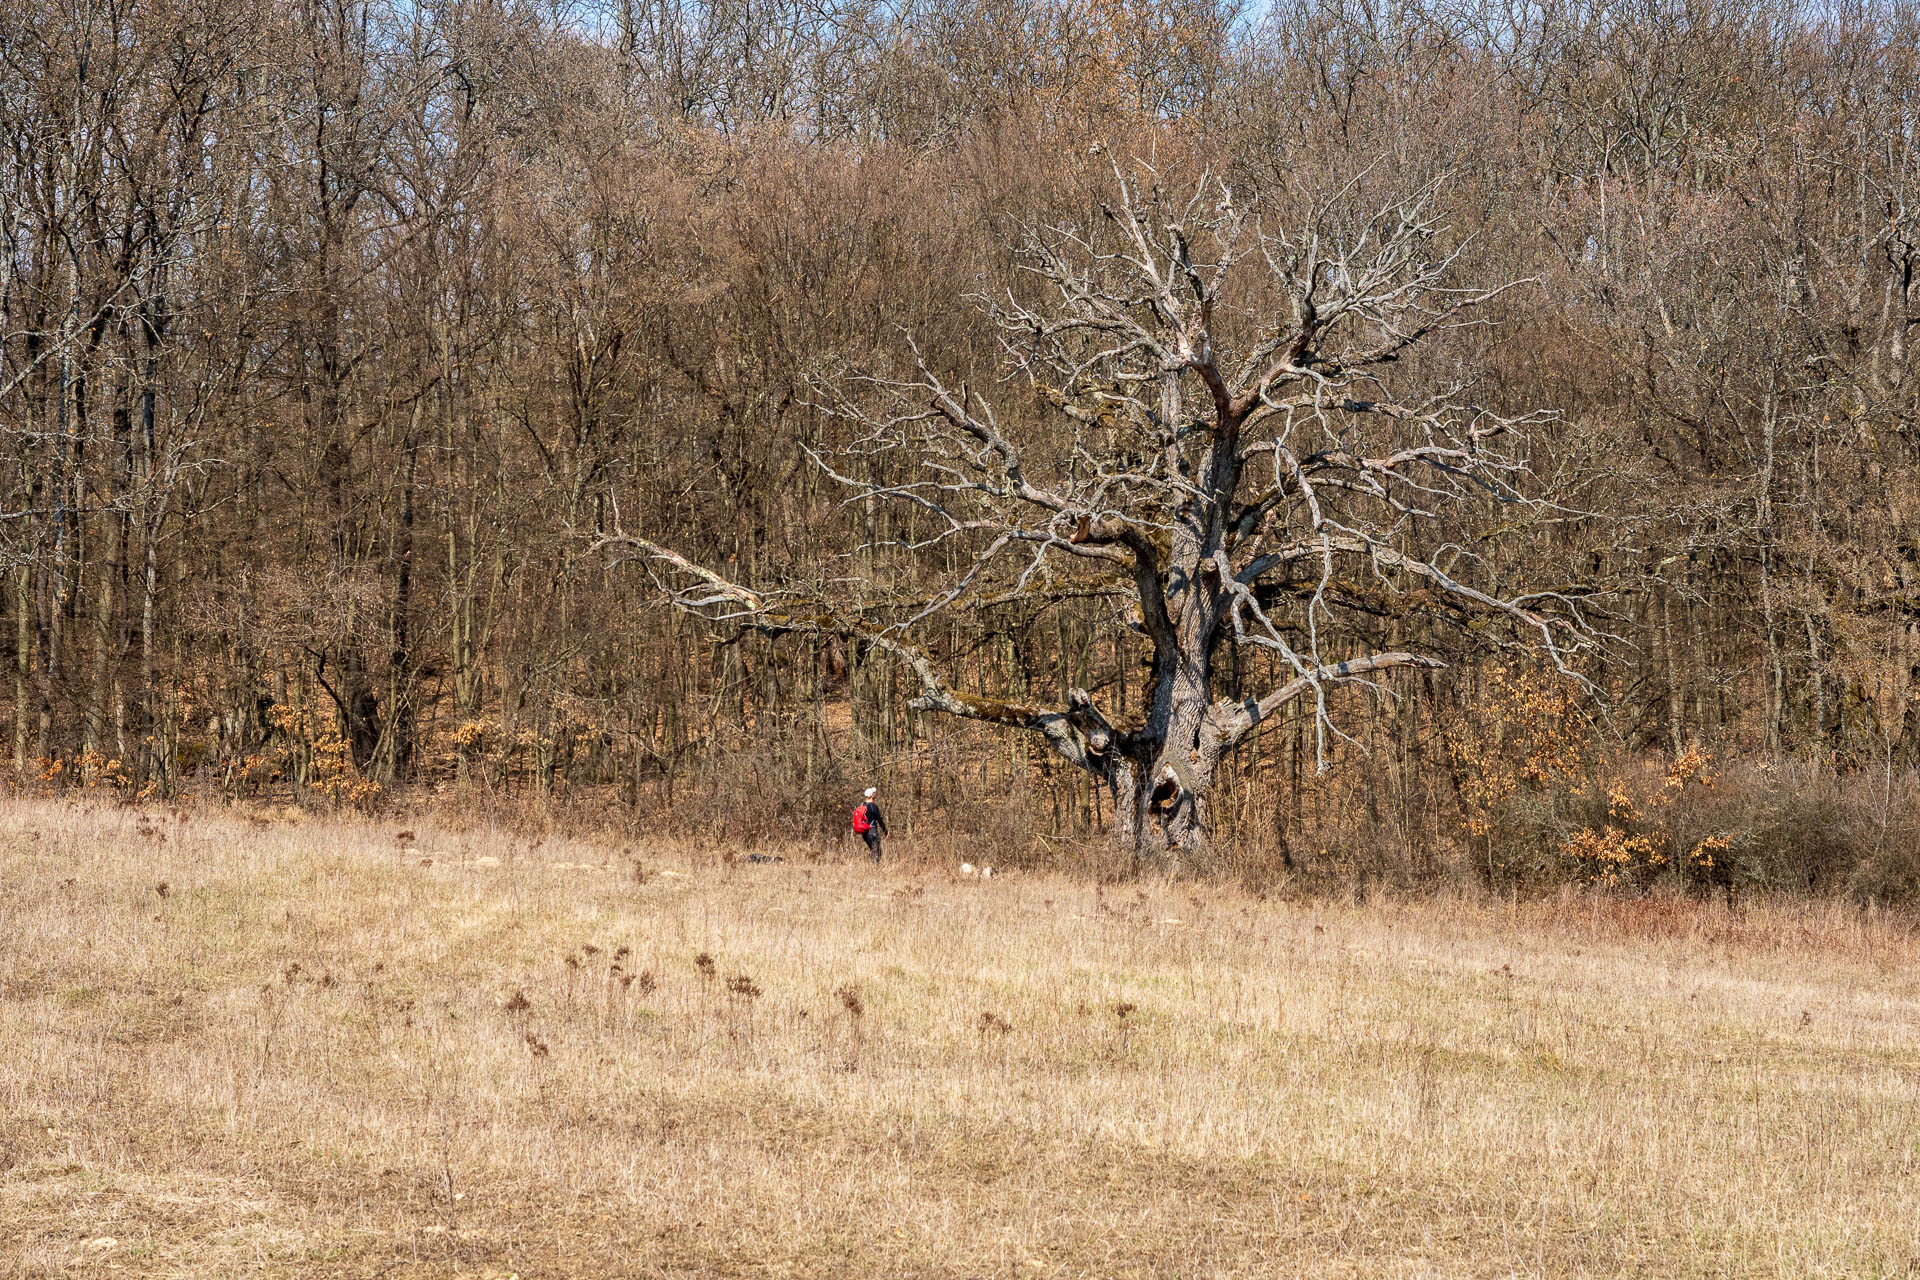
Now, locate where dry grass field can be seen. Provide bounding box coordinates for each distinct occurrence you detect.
[3,800,1919,1278]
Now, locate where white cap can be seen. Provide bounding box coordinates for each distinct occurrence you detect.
[863,787,877,798]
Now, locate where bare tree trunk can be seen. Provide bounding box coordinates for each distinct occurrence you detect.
[84,503,117,769]
[11,568,27,781]
[1107,754,1145,869]
[384,408,421,781]
[1758,389,1785,755]
[1662,587,1685,755]
[140,534,158,786]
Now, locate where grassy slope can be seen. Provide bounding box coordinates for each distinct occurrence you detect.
[2,799,1918,1278]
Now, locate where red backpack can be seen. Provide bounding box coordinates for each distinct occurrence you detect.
[852,803,871,833]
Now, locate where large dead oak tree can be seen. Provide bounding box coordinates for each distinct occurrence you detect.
[609,163,1599,868]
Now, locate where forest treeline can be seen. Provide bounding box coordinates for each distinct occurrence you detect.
[5,0,1920,894]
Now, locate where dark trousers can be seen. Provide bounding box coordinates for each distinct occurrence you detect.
[861,828,883,862]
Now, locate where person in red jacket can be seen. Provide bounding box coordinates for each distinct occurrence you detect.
[852,786,889,863]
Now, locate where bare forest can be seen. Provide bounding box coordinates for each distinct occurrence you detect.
[7,0,1920,891]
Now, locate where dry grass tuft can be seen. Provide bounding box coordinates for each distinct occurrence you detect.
[3,798,1919,1277]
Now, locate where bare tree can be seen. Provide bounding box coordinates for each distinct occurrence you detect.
[608,161,1602,868]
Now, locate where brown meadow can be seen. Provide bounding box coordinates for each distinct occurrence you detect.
[3,799,1919,1277]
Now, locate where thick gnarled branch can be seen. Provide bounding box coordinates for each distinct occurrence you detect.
[1210,650,1445,750]
[596,532,1120,774]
